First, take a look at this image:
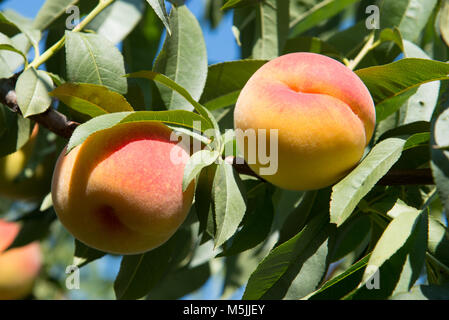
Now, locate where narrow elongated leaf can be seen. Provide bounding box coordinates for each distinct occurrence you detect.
[87,0,144,45]
[330,138,406,226]
[126,71,217,130]
[50,83,133,118]
[431,100,449,217]
[182,149,219,192]
[219,183,274,256]
[199,60,267,110]
[242,208,332,300]
[355,58,449,121]
[308,254,370,300]
[0,106,32,157]
[222,0,261,10]
[153,5,207,111]
[400,40,440,124]
[380,0,438,42]
[289,0,359,38]
[67,110,212,152]
[65,31,127,94]
[391,285,449,300]
[73,239,106,268]
[0,43,27,65]
[145,0,171,35]
[213,160,247,248]
[15,67,54,117]
[33,0,79,30]
[114,229,189,300]
[440,0,449,47]
[252,0,289,60]
[0,33,30,78]
[351,207,428,299]
[0,10,41,48]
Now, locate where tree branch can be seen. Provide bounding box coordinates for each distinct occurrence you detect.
[0,75,79,139]
[0,75,435,186]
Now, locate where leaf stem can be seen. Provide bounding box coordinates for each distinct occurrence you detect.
[346,32,380,71]
[27,0,115,70]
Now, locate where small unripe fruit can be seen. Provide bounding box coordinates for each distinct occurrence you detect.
[51,122,194,255]
[0,125,53,200]
[234,52,376,191]
[0,220,42,300]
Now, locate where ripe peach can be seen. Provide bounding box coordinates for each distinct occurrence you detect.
[0,125,54,200]
[0,220,42,300]
[51,122,194,255]
[234,52,376,190]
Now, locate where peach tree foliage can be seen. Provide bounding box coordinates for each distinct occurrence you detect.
[0,0,448,300]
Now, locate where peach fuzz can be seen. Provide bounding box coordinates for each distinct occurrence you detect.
[234,52,376,191]
[0,220,42,300]
[51,121,195,255]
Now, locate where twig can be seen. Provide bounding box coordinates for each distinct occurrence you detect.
[0,75,78,139]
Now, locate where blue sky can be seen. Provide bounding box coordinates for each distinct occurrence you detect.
[0,0,240,64]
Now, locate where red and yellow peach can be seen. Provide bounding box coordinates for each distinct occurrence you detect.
[0,220,42,300]
[51,122,194,255]
[234,52,376,190]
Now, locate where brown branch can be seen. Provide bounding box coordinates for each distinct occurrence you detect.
[0,74,435,186]
[0,74,79,139]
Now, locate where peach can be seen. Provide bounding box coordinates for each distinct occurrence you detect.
[234,52,376,191]
[0,125,54,200]
[0,220,42,300]
[51,122,194,255]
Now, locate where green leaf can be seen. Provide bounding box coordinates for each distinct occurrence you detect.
[0,32,30,78]
[330,138,406,226]
[67,110,212,152]
[33,0,79,30]
[0,105,32,157]
[114,228,190,299]
[391,285,449,300]
[242,207,332,300]
[126,71,218,132]
[308,254,370,300]
[440,0,449,48]
[351,207,428,299]
[153,5,207,111]
[0,43,27,66]
[146,263,211,299]
[219,183,274,256]
[289,0,359,38]
[283,36,341,58]
[0,10,41,49]
[200,60,267,111]
[252,0,289,60]
[73,239,106,268]
[50,83,133,118]
[380,0,438,42]
[182,149,219,192]
[15,67,54,118]
[213,160,247,248]
[195,164,217,239]
[87,0,144,45]
[145,0,171,35]
[377,120,430,142]
[400,40,441,124]
[431,101,449,219]
[221,0,261,10]
[65,31,127,94]
[355,58,449,121]
[403,132,430,151]
[7,209,55,250]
